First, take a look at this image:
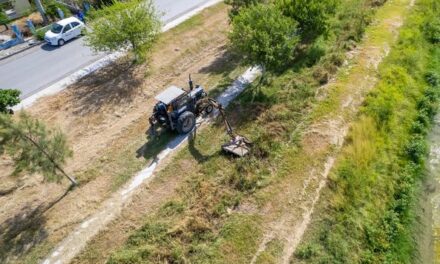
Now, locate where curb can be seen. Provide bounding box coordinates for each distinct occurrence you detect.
[0,40,44,62]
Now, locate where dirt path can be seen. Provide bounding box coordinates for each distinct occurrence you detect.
[249,0,415,263]
[0,5,236,263]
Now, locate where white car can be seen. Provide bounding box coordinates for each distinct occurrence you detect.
[44,17,85,46]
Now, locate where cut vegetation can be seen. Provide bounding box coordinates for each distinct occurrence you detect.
[96,0,419,263]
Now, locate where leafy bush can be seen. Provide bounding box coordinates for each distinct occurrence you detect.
[295,244,319,259]
[224,0,264,19]
[44,0,71,21]
[86,0,161,63]
[229,3,300,72]
[277,0,337,40]
[0,89,20,113]
[423,17,440,44]
[0,8,9,30]
[34,24,51,40]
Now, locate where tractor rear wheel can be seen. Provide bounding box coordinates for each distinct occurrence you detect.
[177,111,196,134]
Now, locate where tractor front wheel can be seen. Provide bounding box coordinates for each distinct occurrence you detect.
[177,111,196,134]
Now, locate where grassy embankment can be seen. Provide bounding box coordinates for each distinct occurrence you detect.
[105,0,398,263]
[10,4,245,264]
[295,0,440,263]
[74,3,245,191]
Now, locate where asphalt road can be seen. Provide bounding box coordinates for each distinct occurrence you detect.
[0,0,214,99]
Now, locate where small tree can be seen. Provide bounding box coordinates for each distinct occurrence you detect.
[277,0,337,40]
[0,112,77,185]
[224,0,265,19]
[0,89,20,113]
[85,0,161,63]
[229,4,300,73]
[0,7,9,30]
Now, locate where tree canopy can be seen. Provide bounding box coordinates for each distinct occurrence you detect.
[0,89,20,113]
[277,0,337,40]
[0,112,76,185]
[85,0,161,62]
[224,0,265,18]
[229,3,300,72]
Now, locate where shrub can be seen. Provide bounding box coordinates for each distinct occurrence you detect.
[224,0,265,19]
[423,17,440,44]
[295,244,319,259]
[0,89,20,113]
[277,0,337,40]
[425,71,440,87]
[229,3,300,73]
[44,0,71,21]
[86,0,161,63]
[404,134,427,163]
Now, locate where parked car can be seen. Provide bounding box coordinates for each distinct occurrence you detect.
[44,17,84,46]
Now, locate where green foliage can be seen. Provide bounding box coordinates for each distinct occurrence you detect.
[0,112,73,183]
[35,27,47,40]
[0,89,20,113]
[423,16,440,44]
[277,0,337,40]
[86,0,161,63]
[229,3,300,72]
[333,0,379,48]
[44,0,71,20]
[224,0,264,18]
[295,243,319,259]
[108,0,397,262]
[0,8,8,28]
[297,0,440,262]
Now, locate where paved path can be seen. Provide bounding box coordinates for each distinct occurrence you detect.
[0,0,214,99]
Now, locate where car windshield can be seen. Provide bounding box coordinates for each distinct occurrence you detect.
[51,23,63,34]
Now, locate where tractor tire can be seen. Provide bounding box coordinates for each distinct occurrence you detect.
[177,111,196,134]
[204,104,214,114]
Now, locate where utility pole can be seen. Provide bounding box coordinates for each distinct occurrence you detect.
[34,0,49,24]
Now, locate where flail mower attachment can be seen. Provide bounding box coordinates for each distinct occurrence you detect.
[201,98,252,157]
[222,135,252,157]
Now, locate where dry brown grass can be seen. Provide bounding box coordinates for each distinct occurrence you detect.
[0,4,240,263]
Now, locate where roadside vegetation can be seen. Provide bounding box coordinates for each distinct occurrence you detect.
[295,0,440,262]
[0,89,20,114]
[85,0,161,63]
[106,0,395,262]
[0,4,246,264]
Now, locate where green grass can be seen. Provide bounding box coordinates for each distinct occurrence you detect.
[106,0,399,263]
[295,0,440,262]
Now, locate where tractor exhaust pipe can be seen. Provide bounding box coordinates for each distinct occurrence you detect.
[189,74,194,91]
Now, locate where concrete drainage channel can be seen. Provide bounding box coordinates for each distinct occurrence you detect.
[41,67,261,264]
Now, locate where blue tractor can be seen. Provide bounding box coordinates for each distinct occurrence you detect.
[148,76,252,156]
[148,76,210,135]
